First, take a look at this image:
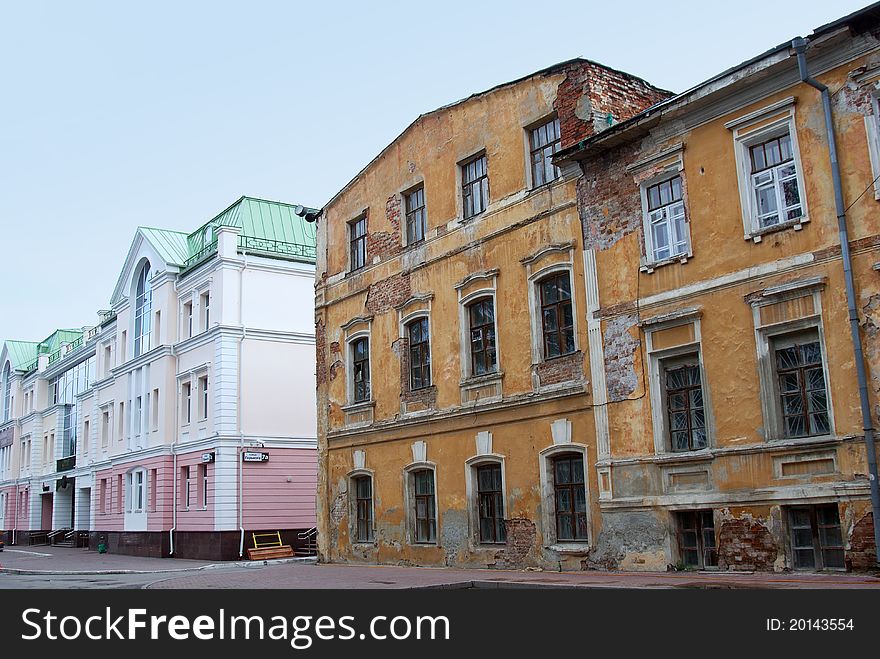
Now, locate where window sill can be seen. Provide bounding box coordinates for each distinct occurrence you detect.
[640,253,691,274]
[342,400,375,413]
[546,543,590,555]
[460,371,504,388]
[653,448,715,464]
[745,216,809,243]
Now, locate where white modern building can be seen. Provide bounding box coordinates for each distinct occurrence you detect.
[0,196,318,559]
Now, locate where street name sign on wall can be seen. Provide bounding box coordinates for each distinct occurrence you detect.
[242,451,269,463]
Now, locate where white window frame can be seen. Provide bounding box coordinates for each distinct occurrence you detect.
[527,261,580,364]
[464,442,507,549]
[133,262,152,357]
[639,170,692,269]
[403,461,438,546]
[347,468,376,545]
[400,310,433,392]
[750,280,833,441]
[538,440,591,551]
[643,312,713,455]
[728,98,808,242]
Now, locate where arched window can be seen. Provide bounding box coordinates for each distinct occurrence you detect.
[133,263,152,357]
[2,362,11,422]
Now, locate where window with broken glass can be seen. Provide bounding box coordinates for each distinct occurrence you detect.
[354,475,373,543]
[351,337,370,403]
[407,317,431,390]
[405,186,426,245]
[749,133,803,229]
[461,154,488,219]
[773,334,829,438]
[530,117,561,187]
[539,272,575,359]
[664,359,707,452]
[412,469,436,543]
[676,510,717,569]
[788,504,845,570]
[552,453,588,541]
[468,298,497,376]
[645,175,688,262]
[477,463,505,544]
[349,215,367,272]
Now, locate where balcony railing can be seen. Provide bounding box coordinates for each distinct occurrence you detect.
[238,236,317,262]
[183,239,218,271]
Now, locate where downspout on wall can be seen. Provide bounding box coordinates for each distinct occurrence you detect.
[793,36,880,563]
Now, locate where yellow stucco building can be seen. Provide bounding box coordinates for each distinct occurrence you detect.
[315,6,880,571]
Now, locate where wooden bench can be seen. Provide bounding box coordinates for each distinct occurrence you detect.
[246,531,294,560]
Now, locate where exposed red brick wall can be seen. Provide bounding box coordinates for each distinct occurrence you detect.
[554,62,671,151]
[577,141,644,251]
[315,317,327,387]
[847,512,877,569]
[493,518,537,569]
[366,195,402,264]
[393,336,438,407]
[533,351,585,388]
[718,517,778,571]
[365,272,411,315]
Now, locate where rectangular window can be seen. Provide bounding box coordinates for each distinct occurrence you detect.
[349,215,367,272]
[201,292,211,331]
[103,344,112,377]
[134,396,142,434]
[477,464,505,544]
[151,388,159,430]
[149,469,157,512]
[407,317,431,390]
[354,475,373,543]
[117,474,123,513]
[749,133,803,229]
[99,479,107,514]
[413,469,436,543]
[772,333,829,438]
[664,359,707,452]
[198,463,208,508]
[182,466,192,509]
[198,376,209,421]
[552,453,588,541]
[131,470,145,513]
[184,301,193,339]
[676,510,717,569]
[351,338,370,403]
[645,175,688,262]
[101,411,110,447]
[539,272,575,359]
[182,382,192,424]
[82,420,90,455]
[405,186,426,245]
[118,402,125,441]
[461,154,488,219]
[530,117,561,187]
[468,298,497,376]
[789,504,845,570]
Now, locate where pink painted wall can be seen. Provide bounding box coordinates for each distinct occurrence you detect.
[94,454,173,532]
[242,447,316,529]
[1,485,23,530]
[174,448,214,532]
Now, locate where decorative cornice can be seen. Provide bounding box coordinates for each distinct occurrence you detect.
[639,306,703,328]
[625,143,684,174]
[341,315,374,331]
[724,95,796,130]
[520,243,574,267]
[454,269,499,290]
[393,292,434,312]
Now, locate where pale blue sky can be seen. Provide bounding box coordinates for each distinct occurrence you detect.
[0,0,868,342]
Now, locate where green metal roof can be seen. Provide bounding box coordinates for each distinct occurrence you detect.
[39,329,83,355]
[139,227,191,267]
[139,196,317,270]
[186,196,317,257]
[5,341,39,371]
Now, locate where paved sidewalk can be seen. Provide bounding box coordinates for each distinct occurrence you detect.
[147,561,880,590]
[2,546,879,588]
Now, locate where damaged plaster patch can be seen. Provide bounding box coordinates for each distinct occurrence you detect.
[583,510,667,570]
[603,313,641,401]
[861,294,880,421]
[440,509,468,566]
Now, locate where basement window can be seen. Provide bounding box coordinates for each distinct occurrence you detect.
[788,504,845,570]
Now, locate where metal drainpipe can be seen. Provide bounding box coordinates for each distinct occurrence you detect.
[793,37,880,562]
[238,253,247,558]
